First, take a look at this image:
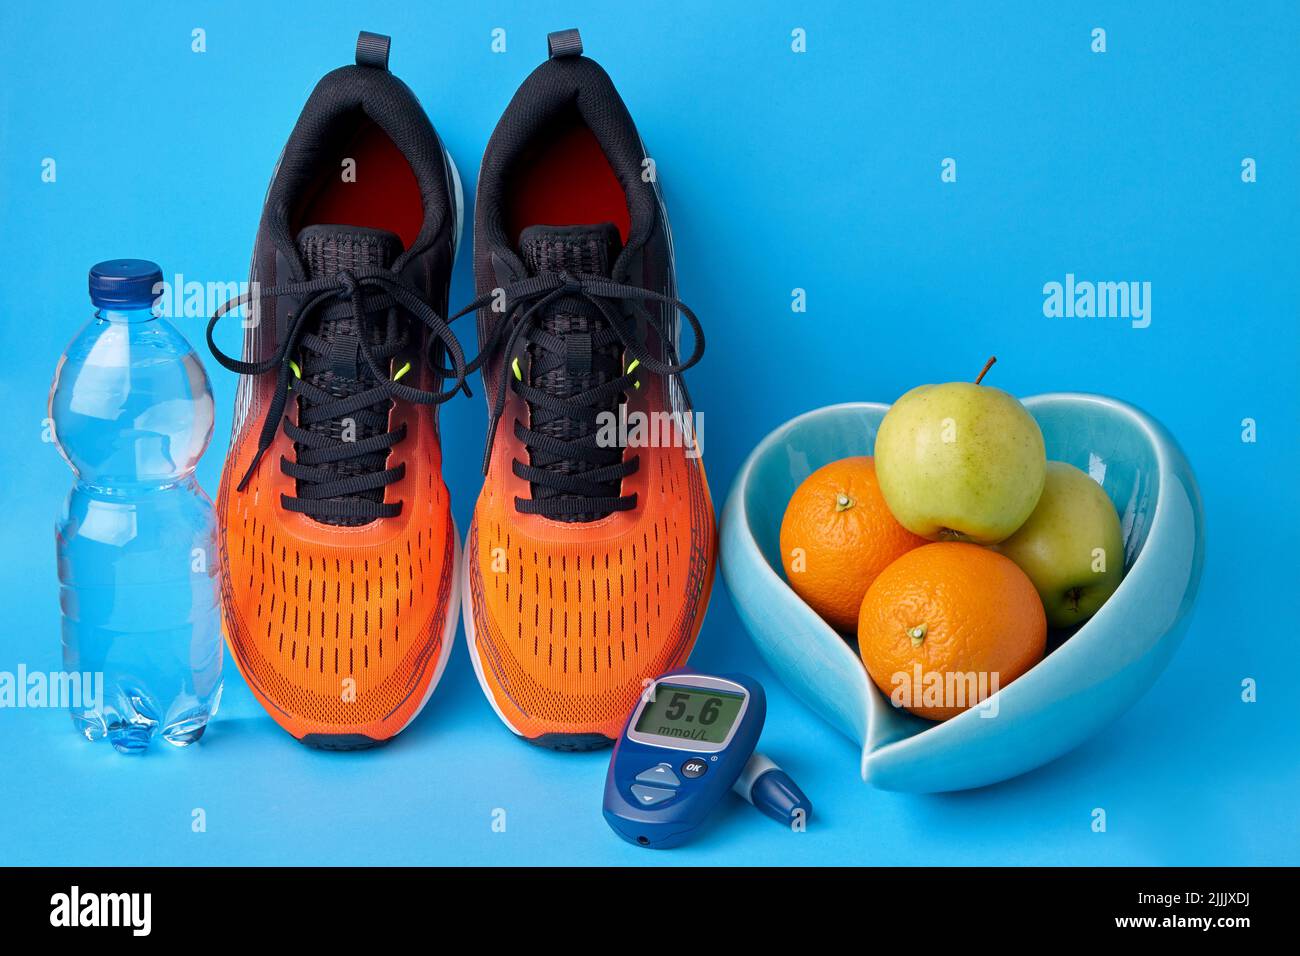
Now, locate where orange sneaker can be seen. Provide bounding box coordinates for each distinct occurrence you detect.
[459,31,716,749]
[206,33,467,748]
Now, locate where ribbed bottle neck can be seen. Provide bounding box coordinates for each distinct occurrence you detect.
[96,306,157,325]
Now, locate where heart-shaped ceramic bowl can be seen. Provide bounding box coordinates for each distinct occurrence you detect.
[720,395,1204,792]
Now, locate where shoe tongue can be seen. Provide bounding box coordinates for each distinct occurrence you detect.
[513,223,626,523]
[517,223,622,277]
[291,223,402,366]
[289,224,403,529]
[296,224,403,278]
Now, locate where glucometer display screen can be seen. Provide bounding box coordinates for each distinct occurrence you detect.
[635,684,746,744]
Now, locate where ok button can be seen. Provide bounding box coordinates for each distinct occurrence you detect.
[681,758,708,778]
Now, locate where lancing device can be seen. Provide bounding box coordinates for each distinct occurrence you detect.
[602,670,812,848]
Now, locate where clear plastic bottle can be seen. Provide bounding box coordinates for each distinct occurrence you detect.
[49,259,222,753]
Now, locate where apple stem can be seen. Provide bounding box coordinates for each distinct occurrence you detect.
[974,356,997,385]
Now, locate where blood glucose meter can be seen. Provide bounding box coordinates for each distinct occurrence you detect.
[602,670,811,848]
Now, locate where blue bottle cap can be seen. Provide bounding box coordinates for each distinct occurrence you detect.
[89,259,164,310]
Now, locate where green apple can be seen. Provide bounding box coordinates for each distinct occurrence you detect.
[994,461,1124,628]
[875,364,1046,544]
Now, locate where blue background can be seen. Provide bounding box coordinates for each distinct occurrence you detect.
[2,1,1296,865]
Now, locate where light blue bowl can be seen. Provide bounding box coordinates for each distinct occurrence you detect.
[720,395,1205,792]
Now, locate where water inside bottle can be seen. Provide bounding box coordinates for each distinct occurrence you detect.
[51,292,223,754]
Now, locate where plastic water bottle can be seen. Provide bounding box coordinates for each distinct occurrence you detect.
[50,259,222,753]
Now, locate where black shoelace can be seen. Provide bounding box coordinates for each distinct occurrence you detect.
[207,268,466,521]
[449,271,704,519]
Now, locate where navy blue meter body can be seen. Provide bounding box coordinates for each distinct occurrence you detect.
[602,670,765,848]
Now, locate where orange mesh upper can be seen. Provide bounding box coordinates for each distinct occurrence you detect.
[467,377,716,740]
[218,374,456,741]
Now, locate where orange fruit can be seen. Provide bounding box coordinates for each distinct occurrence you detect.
[779,457,927,633]
[857,542,1046,721]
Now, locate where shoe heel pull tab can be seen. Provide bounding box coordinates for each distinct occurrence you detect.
[547,28,583,59]
[356,31,391,70]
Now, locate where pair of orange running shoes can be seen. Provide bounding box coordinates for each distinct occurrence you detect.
[206,30,715,751]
